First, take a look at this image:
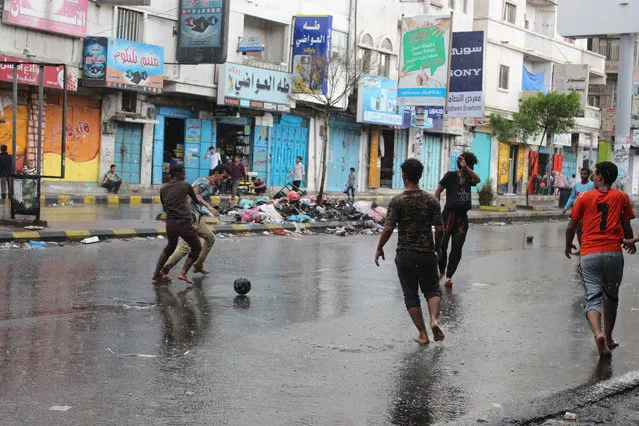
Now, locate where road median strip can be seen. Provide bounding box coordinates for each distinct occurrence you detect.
[0,210,565,243]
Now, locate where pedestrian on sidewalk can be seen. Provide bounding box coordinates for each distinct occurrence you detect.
[375,158,445,345]
[565,162,636,359]
[205,146,222,176]
[435,152,481,288]
[152,165,202,284]
[102,164,123,194]
[563,168,595,251]
[344,167,356,202]
[0,145,12,201]
[163,165,231,277]
[231,155,246,200]
[287,156,305,191]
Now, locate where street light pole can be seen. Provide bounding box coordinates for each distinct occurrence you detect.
[613,33,635,190]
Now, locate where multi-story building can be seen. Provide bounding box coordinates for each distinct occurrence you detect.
[586,35,639,195]
[0,0,605,196]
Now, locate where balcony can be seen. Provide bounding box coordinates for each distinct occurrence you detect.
[523,30,605,78]
[575,105,602,131]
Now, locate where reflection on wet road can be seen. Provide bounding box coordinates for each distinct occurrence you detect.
[1,222,638,424]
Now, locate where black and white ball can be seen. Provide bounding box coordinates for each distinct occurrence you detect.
[234,278,251,295]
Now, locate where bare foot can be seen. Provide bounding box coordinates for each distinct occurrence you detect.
[431,323,445,341]
[444,278,453,288]
[193,266,210,275]
[152,273,172,282]
[178,274,194,285]
[414,332,430,345]
[596,335,612,358]
[605,337,619,350]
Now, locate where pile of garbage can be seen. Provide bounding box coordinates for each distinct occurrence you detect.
[217,192,388,229]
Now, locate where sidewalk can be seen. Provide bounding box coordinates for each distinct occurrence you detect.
[0,204,566,243]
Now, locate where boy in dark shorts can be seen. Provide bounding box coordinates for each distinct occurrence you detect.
[375,159,445,345]
[435,152,481,288]
[565,162,636,358]
[153,165,202,284]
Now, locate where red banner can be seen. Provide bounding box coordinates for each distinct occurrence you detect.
[0,55,78,91]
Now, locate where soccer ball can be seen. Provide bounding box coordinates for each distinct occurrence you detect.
[233,278,251,295]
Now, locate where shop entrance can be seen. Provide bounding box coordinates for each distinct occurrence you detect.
[217,122,252,168]
[379,129,395,189]
[160,118,185,183]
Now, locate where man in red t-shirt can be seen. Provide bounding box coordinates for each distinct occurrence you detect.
[565,161,636,358]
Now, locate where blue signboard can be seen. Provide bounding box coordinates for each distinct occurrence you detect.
[356,75,403,126]
[447,31,485,118]
[402,106,445,131]
[292,15,332,94]
[218,63,292,112]
[83,37,164,93]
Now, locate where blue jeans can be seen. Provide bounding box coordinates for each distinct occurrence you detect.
[345,185,355,199]
[579,252,624,314]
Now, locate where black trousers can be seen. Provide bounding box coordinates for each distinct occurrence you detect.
[102,180,122,194]
[438,209,469,279]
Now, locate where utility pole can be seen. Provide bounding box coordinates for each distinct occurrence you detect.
[613,33,635,190]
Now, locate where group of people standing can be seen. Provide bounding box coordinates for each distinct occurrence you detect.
[204,146,246,198]
[376,153,637,359]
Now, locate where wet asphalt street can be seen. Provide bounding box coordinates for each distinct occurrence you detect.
[1,222,639,425]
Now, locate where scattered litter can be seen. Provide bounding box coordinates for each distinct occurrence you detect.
[107,348,156,358]
[28,241,46,248]
[564,412,577,421]
[270,229,291,236]
[471,283,490,288]
[185,391,195,397]
[492,403,501,408]
[157,235,165,240]
[49,406,72,412]
[24,225,43,230]
[81,236,100,244]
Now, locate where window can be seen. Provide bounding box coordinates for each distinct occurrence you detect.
[117,8,143,42]
[499,65,510,90]
[449,0,455,9]
[243,15,286,64]
[503,2,516,24]
[587,95,600,109]
[121,92,137,113]
[463,0,468,13]
[378,38,393,77]
[379,54,390,77]
[362,49,374,74]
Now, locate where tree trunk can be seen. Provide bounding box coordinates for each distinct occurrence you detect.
[317,112,330,205]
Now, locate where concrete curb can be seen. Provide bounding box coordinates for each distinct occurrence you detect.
[0,211,565,243]
[0,221,347,243]
[451,370,639,425]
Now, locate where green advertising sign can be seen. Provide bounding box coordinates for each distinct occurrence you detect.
[402,27,446,75]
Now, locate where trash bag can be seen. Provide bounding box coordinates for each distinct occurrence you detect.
[238,199,256,210]
[241,208,261,223]
[287,191,301,203]
[287,214,311,223]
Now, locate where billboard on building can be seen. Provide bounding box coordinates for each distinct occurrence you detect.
[177,0,229,64]
[218,63,292,112]
[3,0,87,37]
[601,108,616,137]
[357,75,403,126]
[292,15,333,94]
[0,55,78,91]
[552,64,590,108]
[398,14,452,107]
[447,31,485,118]
[96,0,149,5]
[82,37,164,93]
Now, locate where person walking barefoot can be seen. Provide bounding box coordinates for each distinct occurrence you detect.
[375,159,445,345]
[565,162,636,358]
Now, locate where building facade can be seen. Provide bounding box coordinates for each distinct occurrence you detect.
[0,0,605,195]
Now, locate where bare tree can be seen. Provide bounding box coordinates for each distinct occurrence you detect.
[296,51,371,202]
